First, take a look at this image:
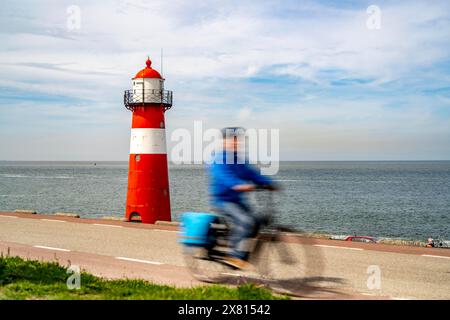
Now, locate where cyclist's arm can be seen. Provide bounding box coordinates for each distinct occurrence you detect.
[238,163,273,187]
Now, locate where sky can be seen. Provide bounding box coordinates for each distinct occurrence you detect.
[0,0,450,161]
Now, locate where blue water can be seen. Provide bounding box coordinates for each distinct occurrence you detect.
[0,161,449,241]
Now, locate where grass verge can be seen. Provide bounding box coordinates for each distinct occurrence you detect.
[0,256,286,300]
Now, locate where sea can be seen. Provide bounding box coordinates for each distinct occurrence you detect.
[0,161,449,241]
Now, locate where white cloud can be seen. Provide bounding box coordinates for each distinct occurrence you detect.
[0,0,449,160]
[2,0,449,83]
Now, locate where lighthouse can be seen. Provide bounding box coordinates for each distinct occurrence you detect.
[124,57,173,223]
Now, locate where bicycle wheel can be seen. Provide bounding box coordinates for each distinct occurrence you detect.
[183,246,230,283]
[250,233,310,290]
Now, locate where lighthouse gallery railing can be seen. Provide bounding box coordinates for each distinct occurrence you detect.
[124,89,173,111]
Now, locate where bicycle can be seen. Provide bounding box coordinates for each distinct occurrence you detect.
[179,188,307,288]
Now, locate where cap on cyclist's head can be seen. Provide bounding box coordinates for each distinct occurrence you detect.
[221,127,246,139]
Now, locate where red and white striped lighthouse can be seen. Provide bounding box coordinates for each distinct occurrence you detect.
[124,57,173,223]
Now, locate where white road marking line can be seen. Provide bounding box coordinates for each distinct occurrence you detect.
[313,244,364,251]
[422,254,450,260]
[34,245,70,252]
[151,229,177,233]
[40,219,66,223]
[115,257,163,265]
[222,272,240,276]
[0,215,18,219]
[93,223,123,228]
[222,272,262,280]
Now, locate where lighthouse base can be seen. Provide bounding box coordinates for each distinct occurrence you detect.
[125,153,172,224]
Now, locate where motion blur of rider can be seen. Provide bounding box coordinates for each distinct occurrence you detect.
[208,127,277,270]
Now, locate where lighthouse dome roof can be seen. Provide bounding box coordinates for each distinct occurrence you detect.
[133,57,162,79]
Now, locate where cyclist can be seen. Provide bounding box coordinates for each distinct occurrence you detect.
[208,127,277,270]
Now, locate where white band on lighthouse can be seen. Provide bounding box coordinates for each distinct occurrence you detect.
[130,128,167,154]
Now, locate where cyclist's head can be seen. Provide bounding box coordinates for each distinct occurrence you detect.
[221,127,246,152]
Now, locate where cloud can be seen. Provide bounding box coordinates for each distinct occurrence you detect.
[0,0,449,160]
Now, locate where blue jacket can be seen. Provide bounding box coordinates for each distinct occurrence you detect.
[208,151,273,207]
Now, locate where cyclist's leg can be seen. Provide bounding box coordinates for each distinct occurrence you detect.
[217,202,259,261]
[238,202,262,238]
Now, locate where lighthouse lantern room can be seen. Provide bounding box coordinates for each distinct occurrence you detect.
[124,57,173,223]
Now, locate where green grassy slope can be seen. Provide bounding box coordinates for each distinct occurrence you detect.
[0,256,286,300]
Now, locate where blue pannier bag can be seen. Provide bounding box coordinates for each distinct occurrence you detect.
[179,212,218,247]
